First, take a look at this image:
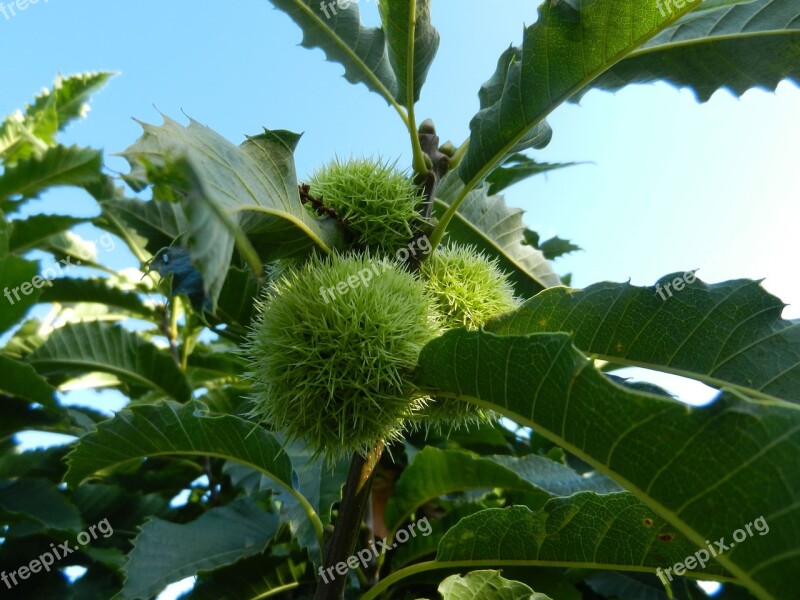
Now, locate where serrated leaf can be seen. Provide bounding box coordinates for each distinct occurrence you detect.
[38,230,99,268]
[121,117,344,307]
[577,0,800,102]
[439,570,549,600]
[0,478,83,531]
[36,278,157,320]
[120,497,279,600]
[486,154,583,195]
[435,171,561,296]
[63,401,288,485]
[268,0,399,104]
[27,322,192,402]
[380,0,440,104]
[384,447,618,533]
[99,197,187,256]
[435,498,727,576]
[414,330,799,600]
[226,437,347,562]
[458,0,701,188]
[62,401,323,545]
[536,236,581,260]
[0,354,58,408]
[187,550,309,600]
[0,256,42,333]
[487,276,800,404]
[0,72,112,164]
[0,146,103,205]
[8,214,86,253]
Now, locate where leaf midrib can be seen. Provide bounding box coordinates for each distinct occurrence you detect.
[592,353,799,407]
[630,28,799,57]
[283,0,405,118]
[422,388,773,600]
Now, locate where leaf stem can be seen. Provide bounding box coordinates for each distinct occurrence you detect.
[448,137,469,170]
[405,0,428,177]
[427,180,470,251]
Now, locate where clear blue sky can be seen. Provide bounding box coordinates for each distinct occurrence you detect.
[2,0,798,310]
[2,2,798,595]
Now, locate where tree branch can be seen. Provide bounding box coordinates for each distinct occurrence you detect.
[314,441,385,600]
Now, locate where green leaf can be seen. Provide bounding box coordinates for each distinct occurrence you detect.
[121,117,344,307]
[36,278,157,320]
[458,0,701,187]
[434,497,727,575]
[226,438,348,561]
[187,551,309,600]
[0,72,113,164]
[487,277,800,404]
[535,236,582,261]
[267,0,399,106]
[0,397,65,442]
[63,401,323,541]
[486,154,583,195]
[37,230,100,268]
[379,0,440,105]
[0,209,9,256]
[414,330,799,600]
[439,570,549,600]
[0,355,59,408]
[384,447,617,533]
[578,0,800,102]
[27,322,192,402]
[99,197,187,256]
[212,266,261,331]
[435,171,561,296]
[0,256,42,333]
[0,146,102,205]
[0,478,83,531]
[120,497,279,600]
[585,571,706,600]
[7,214,86,253]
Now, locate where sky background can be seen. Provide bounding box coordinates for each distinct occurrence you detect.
[2,1,798,597]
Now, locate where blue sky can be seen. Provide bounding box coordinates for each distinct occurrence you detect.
[2,1,798,596]
[2,0,796,307]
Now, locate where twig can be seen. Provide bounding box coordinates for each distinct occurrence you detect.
[314,441,385,600]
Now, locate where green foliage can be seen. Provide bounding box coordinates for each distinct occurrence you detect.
[0,72,112,165]
[577,0,800,102]
[2,2,798,599]
[119,497,280,600]
[414,329,799,599]
[438,570,551,600]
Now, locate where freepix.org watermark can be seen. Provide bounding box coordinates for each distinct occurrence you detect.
[318,0,376,20]
[318,517,432,584]
[3,232,116,306]
[656,515,769,584]
[319,235,431,304]
[656,0,697,17]
[0,0,49,21]
[1,518,113,590]
[654,269,698,301]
